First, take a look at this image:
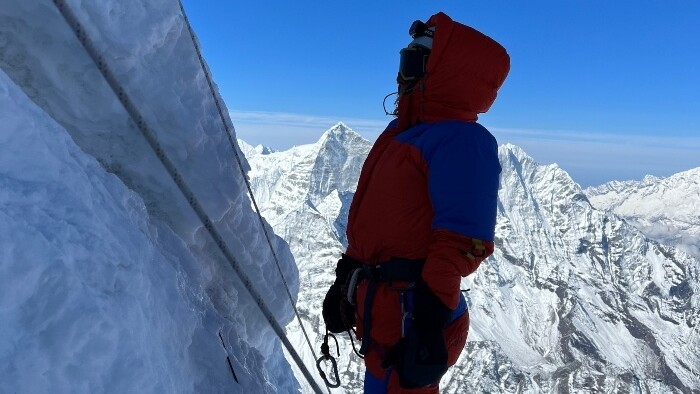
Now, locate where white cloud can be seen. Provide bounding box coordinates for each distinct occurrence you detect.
[228,110,700,188]
[492,127,700,150]
[491,127,700,187]
[229,110,388,149]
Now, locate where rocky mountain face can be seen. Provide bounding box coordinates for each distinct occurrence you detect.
[241,123,700,393]
[585,169,700,261]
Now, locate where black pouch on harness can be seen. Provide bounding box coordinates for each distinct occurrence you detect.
[382,280,451,388]
[323,255,362,333]
[387,324,448,388]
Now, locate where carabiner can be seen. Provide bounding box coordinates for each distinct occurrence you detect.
[316,354,341,388]
[346,268,363,305]
[316,332,341,388]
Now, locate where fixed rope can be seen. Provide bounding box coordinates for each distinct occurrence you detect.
[175,3,327,389]
[51,1,325,393]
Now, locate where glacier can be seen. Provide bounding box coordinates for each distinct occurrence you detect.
[0,0,312,392]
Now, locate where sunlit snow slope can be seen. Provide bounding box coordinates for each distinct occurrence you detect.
[1,1,306,392]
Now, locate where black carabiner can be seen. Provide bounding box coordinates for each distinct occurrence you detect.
[316,332,341,388]
[316,354,340,388]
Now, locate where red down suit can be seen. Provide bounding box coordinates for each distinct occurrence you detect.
[345,12,510,383]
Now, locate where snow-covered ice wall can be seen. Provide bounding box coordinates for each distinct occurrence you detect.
[0,0,303,392]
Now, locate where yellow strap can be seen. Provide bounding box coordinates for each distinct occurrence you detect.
[472,238,485,251]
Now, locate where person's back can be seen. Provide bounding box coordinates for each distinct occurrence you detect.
[323,12,510,393]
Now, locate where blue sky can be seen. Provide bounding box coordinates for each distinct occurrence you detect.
[181,1,700,187]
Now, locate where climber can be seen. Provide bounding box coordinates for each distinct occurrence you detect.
[322,12,510,393]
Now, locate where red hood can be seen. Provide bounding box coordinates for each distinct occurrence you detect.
[396,12,510,130]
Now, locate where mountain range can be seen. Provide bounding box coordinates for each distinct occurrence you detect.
[585,169,700,261]
[241,122,700,393]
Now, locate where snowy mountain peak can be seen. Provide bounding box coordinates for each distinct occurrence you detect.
[236,138,275,158]
[318,122,363,146]
[256,144,275,155]
[641,174,662,184]
[308,123,373,197]
[499,142,588,207]
[587,167,700,199]
[328,121,351,133]
[500,143,571,181]
[500,142,528,159]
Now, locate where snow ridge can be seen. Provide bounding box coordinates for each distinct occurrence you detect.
[586,167,700,259]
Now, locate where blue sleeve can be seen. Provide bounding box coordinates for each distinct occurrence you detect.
[421,122,501,241]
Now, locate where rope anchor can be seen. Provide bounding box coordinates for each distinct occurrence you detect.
[316,331,341,388]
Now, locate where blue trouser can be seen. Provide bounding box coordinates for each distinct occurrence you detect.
[364,368,391,393]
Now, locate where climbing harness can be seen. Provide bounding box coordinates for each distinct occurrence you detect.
[51,1,326,392]
[345,257,426,356]
[328,257,474,385]
[315,331,341,388]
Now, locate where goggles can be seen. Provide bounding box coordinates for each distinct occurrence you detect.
[398,45,430,81]
[398,20,433,82]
